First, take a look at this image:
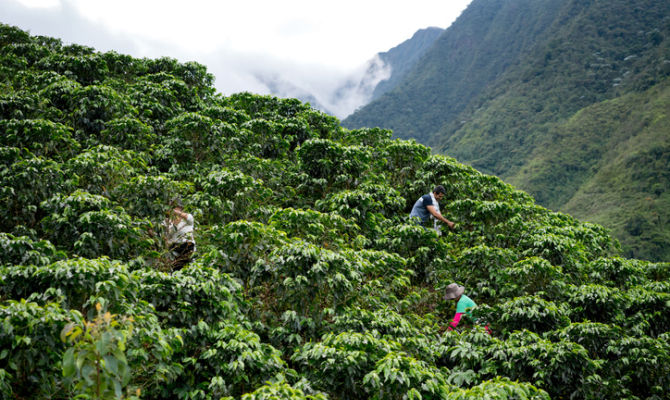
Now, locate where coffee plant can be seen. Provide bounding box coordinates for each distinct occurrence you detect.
[61,302,135,400]
[1,23,668,399]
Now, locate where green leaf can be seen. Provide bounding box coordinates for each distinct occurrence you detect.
[103,354,118,375]
[62,347,76,378]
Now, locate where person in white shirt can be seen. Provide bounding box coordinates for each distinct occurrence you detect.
[164,201,196,270]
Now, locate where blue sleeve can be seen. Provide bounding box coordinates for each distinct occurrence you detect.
[422,194,433,207]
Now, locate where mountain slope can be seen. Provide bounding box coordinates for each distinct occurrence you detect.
[343,0,670,260]
[554,80,670,261]
[436,0,670,261]
[435,0,670,176]
[343,0,567,142]
[370,26,444,101]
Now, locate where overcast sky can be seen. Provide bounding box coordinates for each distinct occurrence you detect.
[1,0,472,117]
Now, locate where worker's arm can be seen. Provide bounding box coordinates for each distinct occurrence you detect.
[447,312,463,331]
[172,208,189,219]
[426,205,455,229]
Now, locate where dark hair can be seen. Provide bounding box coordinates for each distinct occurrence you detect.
[433,185,447,195]
[170,197,183,208]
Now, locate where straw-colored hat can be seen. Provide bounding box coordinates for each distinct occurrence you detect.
[444,283,465,300]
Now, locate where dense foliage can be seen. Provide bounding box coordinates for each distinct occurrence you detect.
[343,0,670,261]
[1,24,669,400]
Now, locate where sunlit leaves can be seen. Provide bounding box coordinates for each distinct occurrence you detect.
[565,284,626,323]
[170,321,285,398]
[297,138,372,197]
[41,190,149,259]
[362,351,451,400]
[199,221,288,286]
[445,377,549,400]
[489,330,598,399]
[191,167,269,225]
[269,207,359,249]
[0,93,44,119]
[98,117,157,150]
[157,112,229,165]
[483,296,570,334]
[61,303,134,399]
[293,331,398,398]
[240,376,327,400]
[0,119,79,160]
[0,156,71,230]
[65,145,148,195]
[251,240,366,322]
[605,335,670,399]
[136,264,242,327]
[1,258,137,312]
[69,84,137,137]
[35,52,109,85]
[112,175,192,222]
[224,92,313,121]
[0,232,64,268]
[495,257,564,299]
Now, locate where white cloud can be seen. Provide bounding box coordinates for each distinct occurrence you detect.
[11,0,59,8]
[2,0,472,117]
[9,0,472,68]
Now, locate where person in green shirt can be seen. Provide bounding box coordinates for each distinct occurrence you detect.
[444,283,490,333]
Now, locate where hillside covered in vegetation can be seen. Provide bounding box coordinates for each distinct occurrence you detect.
[1,24,669,400]
[344,0,670,262]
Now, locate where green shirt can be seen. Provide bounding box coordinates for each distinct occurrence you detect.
[456,294,477,317]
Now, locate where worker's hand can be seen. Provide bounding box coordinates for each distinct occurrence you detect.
[171,208,184,220]
[447,221,455,230]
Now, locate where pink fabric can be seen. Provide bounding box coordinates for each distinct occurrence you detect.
[448,312,463,330]
[447,312,493,335]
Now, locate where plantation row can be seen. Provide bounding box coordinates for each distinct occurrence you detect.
[1,24,669,399]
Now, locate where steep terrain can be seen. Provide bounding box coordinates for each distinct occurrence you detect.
[369,27,445,101]
[343,0,566,143]
[344,0,670,260]
[1,24,669,400]
[512,79,670,261]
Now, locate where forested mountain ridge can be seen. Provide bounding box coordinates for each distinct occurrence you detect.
[343,0,670,261]
[369,27,444,102]
[1,23,669,400]
[512,78,670,261]
[343,0,567,143]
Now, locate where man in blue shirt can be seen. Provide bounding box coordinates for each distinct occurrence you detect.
[409,185,455,234]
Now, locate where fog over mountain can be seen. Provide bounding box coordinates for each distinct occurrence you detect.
[253,54,391,118]
[258,27,444,118]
